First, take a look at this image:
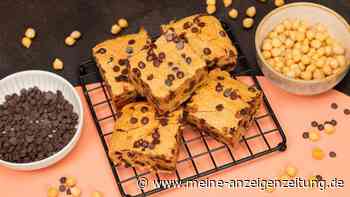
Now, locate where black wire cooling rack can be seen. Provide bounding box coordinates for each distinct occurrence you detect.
[79,22,287,197]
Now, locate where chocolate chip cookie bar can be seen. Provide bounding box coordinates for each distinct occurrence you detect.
[185,69,262,148]
[108,102,183,172]
[128,31,208,114]
[92,28,150,109]
[161,14,238,70]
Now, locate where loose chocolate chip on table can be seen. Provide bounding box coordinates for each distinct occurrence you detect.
[130,117,138,124]
[315,175,323,181]
[329,151,337,158]
[216,104,224,111]
[176,71,184,79]
[344,109,350,115]
[311,121,318,127]
[138,61,146,69]
[59,177,67,184]
[113,65,120,72]
[317,124,324,131]
[147,74,154,81]
[331,103,338,109]
[128,39,136,45]
[59,185,66,192]
[66,188,72,195]
[203,48,211,55]
[302,132,309,139]
[330,119,337,126]
[165,79,173,87]
[167,74,175,81]
[141,106,149,113]
[141,117,149,125]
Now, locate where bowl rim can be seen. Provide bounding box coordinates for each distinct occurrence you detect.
[0,70,84,169]
[255,2,350,84]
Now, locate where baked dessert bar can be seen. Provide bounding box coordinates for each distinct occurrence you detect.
[108,102,183,172]
[161,14,238,70]
[92,28,150,109]
[128,31,208,114]
[185,69,262,148]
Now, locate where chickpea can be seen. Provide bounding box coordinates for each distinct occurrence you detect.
[301,44,310,54]
[228,9,238,19]
[286,58,294,67]
[91,191,104,197]
[118,18,129,28]
[326,37,334,45]
[262,51,272,59]
[306,64,316,72]
[289,31,297,41]
[272,38,282,48]
[52,58,64,70]
[70,31,82,39]
[271,48,282,57]
[286,70,296,78]
[299,63,306,71]
[296,31,305,42]
[292,49,302,62]
[282,67,291,75]
[310,40,322,49]
[324,46,332,56]
[246,6,256,18]
[206,0,216,5]
[21,37,32,48]
[267,59,275,66]
[313,69,325,79]
[315,58,325,68]
[275,61,285,69]
[336,55,346,67]
[306,30,315,40]
[24,27,36,39]
[333,68,343,75]
[301,55,311,65]
[274,24,285,33]
[292,20,301,31]
[207,5,216,14]
[315,23,326,33]
[262,39,272,50]
[274,0,285,7]
[223,0,233,8]
[301,71,312,80]
[329,58,339,69]
[48,187,59,197]
[286,165,298,177]
[322,65,332,76]
[65,36,76,46]
[282,19,292,30]
[315,32,327,42]
[333,44,345,55]
[242,18,254,29]
[111,24,122,35]
[268,31,279,39]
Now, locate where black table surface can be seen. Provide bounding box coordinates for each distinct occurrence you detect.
[0,0,349,95]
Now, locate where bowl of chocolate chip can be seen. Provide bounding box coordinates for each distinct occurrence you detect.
[0,70,83,170]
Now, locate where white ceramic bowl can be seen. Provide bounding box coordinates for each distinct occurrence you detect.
[0,70,84,170]
[255,2,350,95]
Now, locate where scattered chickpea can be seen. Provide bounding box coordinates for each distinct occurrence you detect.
[223,0,232,7]
[265,185,276,193]
[324,123,335,135]
[242,18,254,29]
[285,165,298,177]
[246,6,256,18]
[25,27,36,39]
[70,31,82,39]
[66,176,77,187]
[206,4,216,14]
[312,147,325,160]
[206,0,216,5]
[65,36,76,46]
[274,0,285,7]
[21,37,32,48]
[117,18,128,28]
[71,187,81,197]
[309,129,321,142]
[111,24,122,35]
[228,8,238,19]
[48,187,59,197]
[91,191,104,197]
[53,58,64,70]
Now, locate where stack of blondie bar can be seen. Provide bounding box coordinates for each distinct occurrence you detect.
[92,14,262,173]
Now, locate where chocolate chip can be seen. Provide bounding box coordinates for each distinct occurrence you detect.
[223,88,232,97]
[66,188,72,195]
[167,74,175,81]
[302,132,309,139]
[215,83,223,92]
[138,61,146,69]
[198,22,206,27]
[344,109,350,115]
[153,59,161,67]
[141,140,149,148]
[59,177,67,184]
[168,62,174,67]
[329,151,337,158]
[176,71,184,79]
[311,121,318,127]
[125,47,133,54]
[331,103,338,109]
[128,39,136,45]
[185,57,192,64]
[183,22,192,29]
[113,65,120,72]
[115,75,128,82]
[152,130,160,139]
[330,119,337,126]
[159,118,168,126]
[230,91,239,100]
[130,117,138,124]
[159,52,166,59]
[132,68,141,78]
[141,117,149,125]
[172,67,179,72]
[203,48,211,55]
[216,104,224,111]
[133,140,141,148]
[165,79,172,87]
[165,32,175,41]
[119,59,129,66]
[147,74,154,81]
[141,106,149,113]
[146,54,154,62]
[219,31,226,37]
[317,124,324,131]
[59,185,66,192]
[191,27,199,33]
[315,175,323,181]
[96,48,106,54]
